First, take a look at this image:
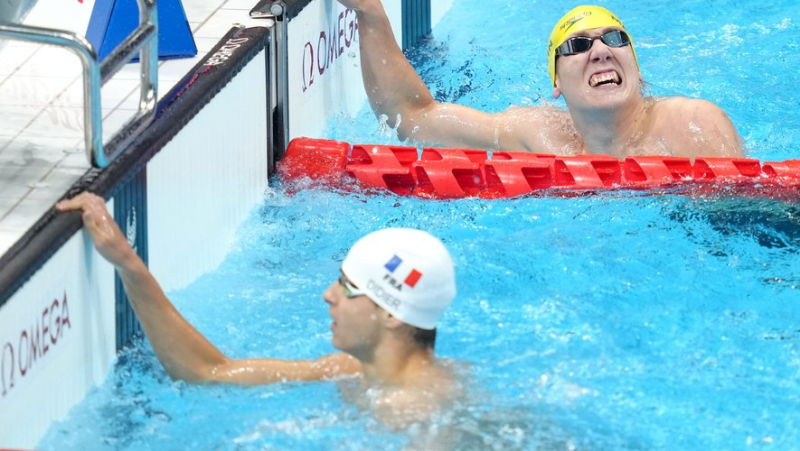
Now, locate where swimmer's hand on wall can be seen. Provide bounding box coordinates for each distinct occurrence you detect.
[56,191,233,384]
[56,192,137,269]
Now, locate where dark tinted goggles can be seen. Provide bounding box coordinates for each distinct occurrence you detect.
[555,30,631,57]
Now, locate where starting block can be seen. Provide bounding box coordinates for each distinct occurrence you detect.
[86,0,197,61]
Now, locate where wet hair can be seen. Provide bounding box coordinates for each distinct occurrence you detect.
[412,326,437,350]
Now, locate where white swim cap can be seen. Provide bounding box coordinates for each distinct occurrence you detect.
[341,228,456,330]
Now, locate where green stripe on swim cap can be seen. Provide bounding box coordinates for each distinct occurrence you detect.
[547,5,639,87]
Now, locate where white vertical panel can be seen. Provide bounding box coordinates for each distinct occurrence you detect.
[287,1,404,140]
[383,0,403,46]
[147,50,269,292]
[0,220,116,449]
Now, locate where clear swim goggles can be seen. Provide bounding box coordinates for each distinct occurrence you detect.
[338,274,366,298]
[555,30,631,56]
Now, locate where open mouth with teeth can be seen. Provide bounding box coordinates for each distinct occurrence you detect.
[589,71,622,87]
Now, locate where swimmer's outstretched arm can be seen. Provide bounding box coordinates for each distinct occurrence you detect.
[339,0,540,151]
[56,193,361,385]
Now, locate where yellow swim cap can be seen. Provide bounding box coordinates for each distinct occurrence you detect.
[547,5,639,87]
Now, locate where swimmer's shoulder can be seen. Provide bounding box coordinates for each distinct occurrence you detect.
[648,96,743,157]
[650,96,729,123]
[366,359,468,428]
[496,105,575,152]
[411,358,466,404]
[373,378,458,427]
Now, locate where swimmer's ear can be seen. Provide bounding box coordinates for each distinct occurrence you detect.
[639,71,643,82]
[383,312,404,330]
[553,79,562,99]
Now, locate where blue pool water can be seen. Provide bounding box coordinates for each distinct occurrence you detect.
[39,0,799,449]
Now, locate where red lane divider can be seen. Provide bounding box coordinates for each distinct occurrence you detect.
[278,138,350,185]
[347,144,417,194]
[277,138,800,198]
[623,156,693,185]
[484,152,552,197]
[413,148,487,198]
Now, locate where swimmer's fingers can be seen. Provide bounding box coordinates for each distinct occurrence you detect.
[55,191,105,214]
[56,192,111,236]
[56,192,134,266]
[54,191,96,212]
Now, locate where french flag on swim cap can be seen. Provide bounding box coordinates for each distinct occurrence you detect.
[385,255,423,288]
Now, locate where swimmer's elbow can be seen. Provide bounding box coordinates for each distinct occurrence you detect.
[162,362,221,385]
[316,353,362,379]
[394,102,440,142]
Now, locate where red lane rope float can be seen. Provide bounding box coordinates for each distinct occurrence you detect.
[277,137,800,199]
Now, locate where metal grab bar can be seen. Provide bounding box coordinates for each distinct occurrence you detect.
[0,0,158,168]
[251,0,288,162]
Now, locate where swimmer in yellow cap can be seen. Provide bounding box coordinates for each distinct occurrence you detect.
[547,5,639,89]
[337,1,743,159]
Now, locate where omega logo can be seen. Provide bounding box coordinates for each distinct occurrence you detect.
[301,9,359,92]
[1,292,72,400]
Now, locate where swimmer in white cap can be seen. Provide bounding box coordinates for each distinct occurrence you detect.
[336,1,743,159]
[56,192,460,426]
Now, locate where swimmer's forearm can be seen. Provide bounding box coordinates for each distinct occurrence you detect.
[116,260,361,386]
[351,2,435,133]
[116,258,230,383]
[210,353,361,385]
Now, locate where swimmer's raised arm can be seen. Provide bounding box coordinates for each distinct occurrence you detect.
[340,0,531,151]
[56,193,360,385]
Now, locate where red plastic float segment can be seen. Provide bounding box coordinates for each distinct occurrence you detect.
[623,156,693,186]
[553,155,622,188]
[278,137,349,184]
[484,152,553,197]
[346,144,418,194]
[762,160,800,182]
[412,148,487,198]
[693,157,762,180]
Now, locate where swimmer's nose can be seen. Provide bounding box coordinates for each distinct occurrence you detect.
[323,281,338,305]
[589,38,613,63]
